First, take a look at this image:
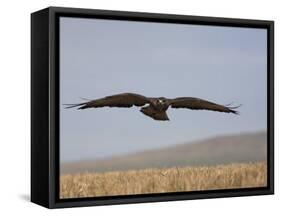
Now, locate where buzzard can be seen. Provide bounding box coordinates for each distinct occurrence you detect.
[65,93,240,121]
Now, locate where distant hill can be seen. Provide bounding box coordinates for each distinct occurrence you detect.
[61,131,267,174]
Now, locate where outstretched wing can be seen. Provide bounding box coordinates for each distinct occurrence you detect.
[169,97,240,114]
[64,93,151,109]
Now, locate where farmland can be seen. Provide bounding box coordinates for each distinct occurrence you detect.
[60,161,267,198]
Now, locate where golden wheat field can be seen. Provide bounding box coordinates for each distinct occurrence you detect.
[60,161,267,198]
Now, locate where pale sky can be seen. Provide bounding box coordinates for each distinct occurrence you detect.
[60,17,267,163]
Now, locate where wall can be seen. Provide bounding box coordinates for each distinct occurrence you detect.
[0,0,278,215]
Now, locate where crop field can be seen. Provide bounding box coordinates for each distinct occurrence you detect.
[60,161,267,198]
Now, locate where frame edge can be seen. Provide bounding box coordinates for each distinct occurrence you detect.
[31,7,51,208]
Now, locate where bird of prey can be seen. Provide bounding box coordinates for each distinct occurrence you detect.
[65,93,240,121]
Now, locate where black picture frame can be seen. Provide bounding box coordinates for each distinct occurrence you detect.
[31,6,274,209]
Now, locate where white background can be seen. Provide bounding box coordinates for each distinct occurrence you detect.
[0,0,278,215]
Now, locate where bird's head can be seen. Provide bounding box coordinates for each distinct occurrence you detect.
[157,97,166,105]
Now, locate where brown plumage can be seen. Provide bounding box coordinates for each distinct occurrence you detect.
[65,93,240,121]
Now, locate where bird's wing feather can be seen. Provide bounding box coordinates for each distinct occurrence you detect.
[65,93,150,109]
[169,97,240,114]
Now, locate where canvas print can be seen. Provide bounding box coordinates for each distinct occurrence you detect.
[59,17,267,199]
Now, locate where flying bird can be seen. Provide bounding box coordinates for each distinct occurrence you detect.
[65,93,240,121]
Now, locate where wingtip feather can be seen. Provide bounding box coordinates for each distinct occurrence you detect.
[63,103,86,109]
[228,104,242,115]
